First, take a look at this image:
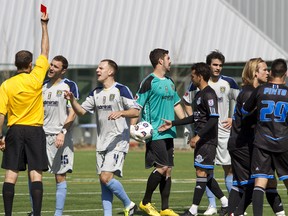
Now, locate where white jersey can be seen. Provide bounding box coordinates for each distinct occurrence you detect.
[183,75,239,136]
[81,82,139,153]
[43,78,80,134]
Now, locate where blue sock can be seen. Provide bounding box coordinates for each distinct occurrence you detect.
[106,178,131,208]
[225,175,233,192]
[101,182,113,216]
[55,181,67,216]
[206,187,216,208]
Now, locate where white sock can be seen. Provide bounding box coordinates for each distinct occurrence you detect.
[220,196,228,207]
[189,204,198,215]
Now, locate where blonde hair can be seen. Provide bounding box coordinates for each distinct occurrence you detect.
[241,58,265,86]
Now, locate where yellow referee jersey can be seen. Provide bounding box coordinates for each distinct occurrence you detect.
[0,55,49,126]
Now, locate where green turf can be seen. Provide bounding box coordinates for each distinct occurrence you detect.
[0,149,286,215]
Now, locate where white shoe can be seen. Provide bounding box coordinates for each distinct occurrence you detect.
[203,206,217,215]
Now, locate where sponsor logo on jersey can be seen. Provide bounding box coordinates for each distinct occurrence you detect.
[109,94,115,101]
[56,90,62,97]
[220,86,226,93]
[97,105,112,110]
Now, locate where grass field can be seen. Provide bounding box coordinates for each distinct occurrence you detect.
[0,148,287,215]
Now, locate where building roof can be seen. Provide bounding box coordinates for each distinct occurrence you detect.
[0,0,287,70]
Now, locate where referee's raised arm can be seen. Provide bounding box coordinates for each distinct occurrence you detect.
[40,12,49,58]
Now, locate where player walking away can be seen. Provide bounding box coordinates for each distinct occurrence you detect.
[227,58,285,216]
[159,63,228,216]
[64,59,139,216]
[0,13,50,216]
[130,48,185,216]
[183,50,239,215]
[242,59,288,216]
[28,55,80,216]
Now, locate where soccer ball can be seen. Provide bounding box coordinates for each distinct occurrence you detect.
[134,121,153,140]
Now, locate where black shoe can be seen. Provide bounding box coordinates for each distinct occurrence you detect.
[219,206,228,216]
[180,210,196,216]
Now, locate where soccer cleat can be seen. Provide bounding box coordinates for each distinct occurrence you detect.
[124,201,137,216]
[180,210,197,216]
[203,206,217,215]
[160,208,179,216]
[218,206,228,216]
[27,212,33,216]
[139,201,160,216]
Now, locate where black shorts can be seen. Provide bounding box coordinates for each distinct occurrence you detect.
[194,140,216,170]
[1,125,48,172]
[230,147,254,186]
[251,146,288,181]
[145,138,174,168]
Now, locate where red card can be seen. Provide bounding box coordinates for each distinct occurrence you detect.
[40,4,47,15]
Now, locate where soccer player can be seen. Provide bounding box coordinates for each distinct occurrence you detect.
[228,58,285,215]
[64,59,139,216]
[242,58,288,216]
[0,13,50,216]
[159,62,228,216]
[130,48,185,216]
[42,55,79,216]
[183,50,239,215]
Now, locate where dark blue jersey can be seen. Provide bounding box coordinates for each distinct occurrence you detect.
[242,83,288,152]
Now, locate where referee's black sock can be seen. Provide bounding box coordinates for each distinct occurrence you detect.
[192,177,207,205]
[31,181,43,216]
[142,170,163,205]
[252,186,265,216]
[3,182,15,216]
[159,176,171,210]
[266,187,284,213]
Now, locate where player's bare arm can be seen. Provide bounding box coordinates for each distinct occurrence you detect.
[108,108,139,120]
[174,103,186,119]
[55,107,76,148]
[64,90,86,116]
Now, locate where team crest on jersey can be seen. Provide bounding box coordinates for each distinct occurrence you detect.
[109,94,115,101]
[208,99,214,106]
[48,92,52,99]
[103,96,106,104]
[165,86,168,93]
[56,90,62,97]
[195,155,204,163]
[197,97,201,105]
[220,86,226,93]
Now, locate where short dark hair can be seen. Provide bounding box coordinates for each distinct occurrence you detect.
[149,48,169,68]
[15,50,33,70]
[270,58,287,78]
[101,59,118,73]
[53,55,69,70]
[191,62,211,82]
[206,50,225,65]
